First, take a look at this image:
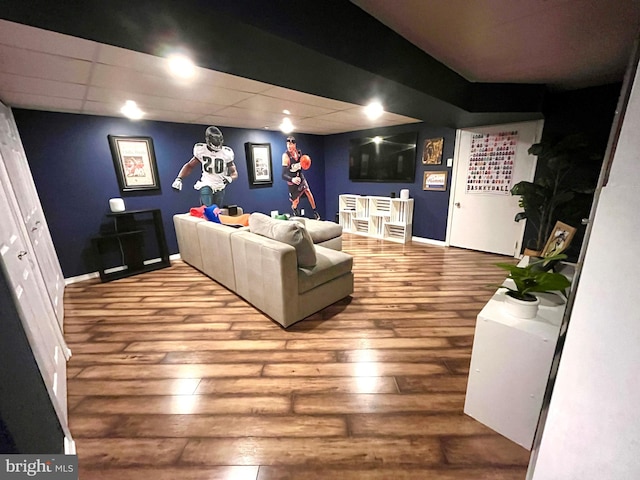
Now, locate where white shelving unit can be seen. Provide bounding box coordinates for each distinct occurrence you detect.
[338,194,413,243]
[464,261,574,449]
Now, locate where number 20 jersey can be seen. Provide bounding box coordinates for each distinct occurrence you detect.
[193,143,234,190]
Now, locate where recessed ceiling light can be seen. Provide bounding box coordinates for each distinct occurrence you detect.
[365,101,384,120]
[167,54,195,79]
[279,117,294,134]
[283,109,291,115]
[121,100,144,120]
[373,136,382,144]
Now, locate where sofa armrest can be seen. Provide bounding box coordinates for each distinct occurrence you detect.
[173,214,206,271]
[230,230,299,324]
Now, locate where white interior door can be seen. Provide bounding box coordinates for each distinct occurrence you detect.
[0,103,64,326]
[0,156,71,437]
[447,120,543,256]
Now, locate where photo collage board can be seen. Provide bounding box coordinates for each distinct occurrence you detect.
[466,130,518,194]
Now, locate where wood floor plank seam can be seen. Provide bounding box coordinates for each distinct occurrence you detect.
[64,236,527,477]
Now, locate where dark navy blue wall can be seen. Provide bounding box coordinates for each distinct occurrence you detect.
[13,110,326,277]
[13,109,455,279]
[323,123,456,241]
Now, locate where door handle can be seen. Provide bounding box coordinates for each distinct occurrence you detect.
[454,202,461,208]
[17,250,28,260]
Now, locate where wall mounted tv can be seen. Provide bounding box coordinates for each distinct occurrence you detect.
[349,131,418,182]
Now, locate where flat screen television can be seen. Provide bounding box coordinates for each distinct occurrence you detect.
[349,131,418,182]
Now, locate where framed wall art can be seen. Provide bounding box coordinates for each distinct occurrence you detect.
[422,137,444,165]
[423,170,448,191]
[244,142,273,186]
[107,135,160,192]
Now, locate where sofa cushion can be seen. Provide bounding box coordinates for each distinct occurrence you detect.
[249,212,316,267]
[297,246,353,294]
[296,218,342,244]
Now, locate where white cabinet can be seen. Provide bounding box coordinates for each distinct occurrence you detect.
[339,194,413,243]
[464,262,574,449]
[0,102,73,452]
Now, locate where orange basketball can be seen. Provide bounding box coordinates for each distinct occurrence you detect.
[300,154,311,170]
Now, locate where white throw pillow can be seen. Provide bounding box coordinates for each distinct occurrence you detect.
[249,212,317,267]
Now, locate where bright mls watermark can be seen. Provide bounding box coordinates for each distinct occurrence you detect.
[0,455,77,479]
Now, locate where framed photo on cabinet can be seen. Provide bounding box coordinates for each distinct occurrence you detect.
[541,221,577,257]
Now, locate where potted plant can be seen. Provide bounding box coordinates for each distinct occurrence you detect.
[511,133,602,256]
[493,254,572,319]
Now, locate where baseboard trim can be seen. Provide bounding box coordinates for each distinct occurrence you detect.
[64,272,99,285]
[411,236,446,247]
[64,254,182,284]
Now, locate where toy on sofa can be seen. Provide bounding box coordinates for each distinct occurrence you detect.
[189,204,250,227]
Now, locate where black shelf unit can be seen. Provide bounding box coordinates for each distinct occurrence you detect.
[92,209,170,282]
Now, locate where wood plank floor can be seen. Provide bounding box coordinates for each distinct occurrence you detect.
[64,234,528,479]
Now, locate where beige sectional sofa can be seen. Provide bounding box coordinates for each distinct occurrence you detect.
[173,213,354,328]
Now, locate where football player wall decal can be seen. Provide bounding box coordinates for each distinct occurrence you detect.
[172,126,238,207]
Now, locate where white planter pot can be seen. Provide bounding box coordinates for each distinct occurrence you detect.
[503,293,540,319]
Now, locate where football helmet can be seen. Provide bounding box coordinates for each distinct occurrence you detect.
[205,126,223,150]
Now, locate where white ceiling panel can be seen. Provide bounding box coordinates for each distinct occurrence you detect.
[0,44,93,84]
[85,86,227,115]
[261,86,357,110]
[0,20,421,134]
[233,94,335,117]
[96,44,173,76]
[0,19,96,60]
[196,69,274,94]
[213,106,286,123]
[0,73,87,99]
[2,91,84,111]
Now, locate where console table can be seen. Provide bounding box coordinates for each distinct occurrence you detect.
[92,208,170,282]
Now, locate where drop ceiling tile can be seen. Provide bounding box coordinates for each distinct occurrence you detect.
[90,64,255,105]
[0,19,97,60]
[82,100,199,124]
[196,69,274,94]
[261,86,357,110]
[96,44,170,76]
[86,86,227,115]
[312,110,369,125]
[213,106,285,123]
[199,116,274,130]
[0,44,92,83]
[0,72,87,99]
[1,91,83,111]
[233,94,335,116]
[296,116,352,129]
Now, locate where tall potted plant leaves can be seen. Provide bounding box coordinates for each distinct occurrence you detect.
[511,133,602,255]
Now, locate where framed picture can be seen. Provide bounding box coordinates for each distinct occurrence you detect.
[244,142,273,186]
[107,135,160,192]
[423,170,448,191]
[422,137,444,165]
[541,221,577,257]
